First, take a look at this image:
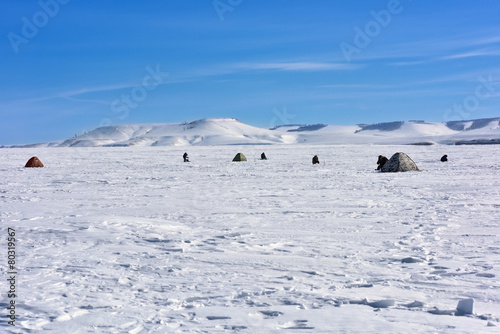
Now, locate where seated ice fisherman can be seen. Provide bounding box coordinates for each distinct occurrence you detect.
[312,155,319,164]
[376,155,388,170]
[183,152,189,162]
[261,152,267,160]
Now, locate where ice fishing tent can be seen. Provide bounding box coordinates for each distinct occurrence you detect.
[25,156,44,168]
[381,152,419,172]
[232,153,247,162]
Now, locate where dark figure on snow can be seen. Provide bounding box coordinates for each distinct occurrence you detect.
[312,155,320,165]
[183,152,189,162]
[261,152,267,160]
[376,155,388,170]
[441,154,448,162]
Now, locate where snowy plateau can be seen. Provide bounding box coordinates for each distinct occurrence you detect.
[1,118,500,333]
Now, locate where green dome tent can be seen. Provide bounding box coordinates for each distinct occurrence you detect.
[232,153,247,162]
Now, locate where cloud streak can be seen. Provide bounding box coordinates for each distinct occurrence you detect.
[234,61,361,71]
[440,49,500,60]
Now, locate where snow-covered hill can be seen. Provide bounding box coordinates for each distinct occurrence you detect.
[60,118,285,147]
[8,117,500,147]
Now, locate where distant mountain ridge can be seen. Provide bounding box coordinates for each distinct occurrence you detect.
[355,121,404,132]
[5,117,500,148]
[354,117,500,133]
[270,124,327,131]
[445,117,500,131]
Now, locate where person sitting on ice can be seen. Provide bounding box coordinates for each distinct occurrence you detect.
[440,154,448,162]
[312,155,319,164]
[376,155,388,170]
[261,152,267,160]
[183,152,189,162]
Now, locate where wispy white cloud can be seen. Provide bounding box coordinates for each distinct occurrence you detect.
[234,61,360,71]
[317,84,395,89]
[60,84,136,97]
[315,85,461,98]
[15,76,182,104]
[469,34,500,46]
[345,30,500,64]
[389,60,432,67]
[15,83,139,104]
[61,95,111,106]
[176,60,363,82]
[440,49,500,60]
[388,48,500,66]
[5,60,357,108]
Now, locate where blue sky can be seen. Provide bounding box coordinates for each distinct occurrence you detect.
[1,0,500,145]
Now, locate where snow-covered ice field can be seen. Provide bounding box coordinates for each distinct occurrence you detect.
[1,144,500,333]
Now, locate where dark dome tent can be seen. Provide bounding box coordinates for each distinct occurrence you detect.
[25,156,44,168]
[232,153,247,162]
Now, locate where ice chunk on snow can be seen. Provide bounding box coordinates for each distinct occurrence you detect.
[367,299,396,308]
[456,298,474,315]
[403,301,425,308]
[401,257,424,263]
